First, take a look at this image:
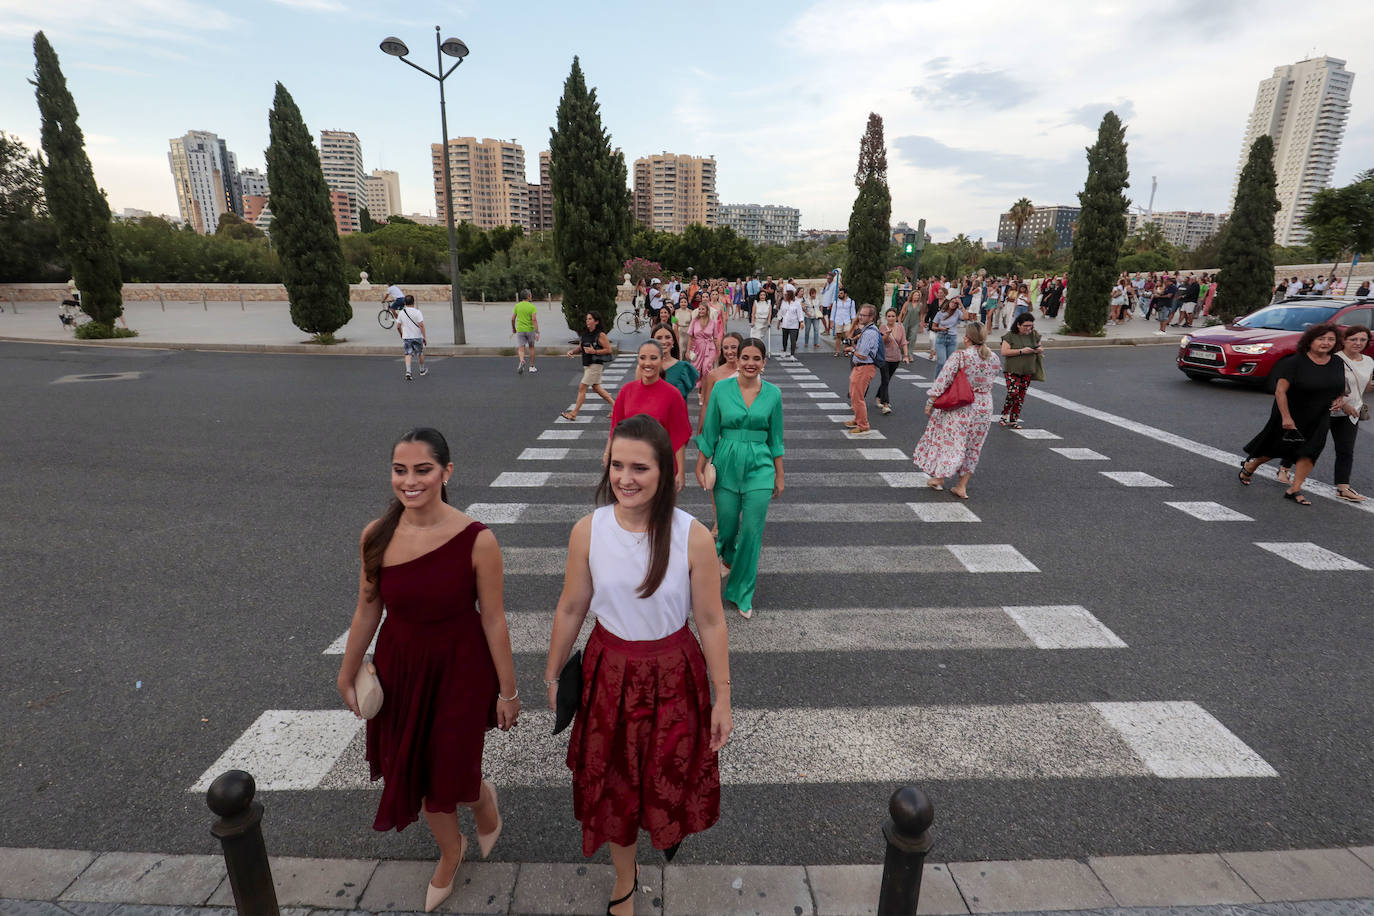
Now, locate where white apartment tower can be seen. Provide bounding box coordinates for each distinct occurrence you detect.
[319,130,367,228]
[1231,56,1354,247]
[168,130,241,235]
[363,169,402,219]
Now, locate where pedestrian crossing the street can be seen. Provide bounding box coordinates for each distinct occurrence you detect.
[191,350,1290,831]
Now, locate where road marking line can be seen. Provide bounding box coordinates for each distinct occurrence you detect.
[490,471,554,487]
[1050,447,1109,460]
[553,415,594,424]
[798,382,828,388]
[200,700,1273,790]
[1011,429,1062,440]
[538,429,584,440]
[191,710,359,791]
[1023,387,1374,514]
[947,544,1039,572]
[1253,542,1369,571]
[880,471,932,488]
[577,402,605,410]
[907,503,980,522]
[1165,501,1253,522]
[844,428,887,439]
[1091,701,1278,778]
[858,448,911,461]
[1002,605,1127,648]
[1100,471,1172,487]
[806,391,842,399]
[518,447,570,460]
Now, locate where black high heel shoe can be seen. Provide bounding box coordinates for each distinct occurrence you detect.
[607,865,639,915]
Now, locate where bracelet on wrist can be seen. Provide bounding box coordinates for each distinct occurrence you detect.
[544,678,558,688]
[498,688,519,702]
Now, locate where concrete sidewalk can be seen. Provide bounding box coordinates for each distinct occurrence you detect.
[3,845,1372,914]
[0,298,1186,357]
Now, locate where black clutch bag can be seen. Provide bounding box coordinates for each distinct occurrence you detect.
[552,649,582,735]
[1282,428,1306,445]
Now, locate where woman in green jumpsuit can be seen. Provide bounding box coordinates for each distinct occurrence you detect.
[693,337,784,618]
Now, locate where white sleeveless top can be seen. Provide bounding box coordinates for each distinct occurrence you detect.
[588,505,694,641]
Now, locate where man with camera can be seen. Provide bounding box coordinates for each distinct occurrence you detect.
[831,286,857,357]
[844,304,883,434]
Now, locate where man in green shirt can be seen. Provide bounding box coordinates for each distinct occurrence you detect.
[511,289,540,374]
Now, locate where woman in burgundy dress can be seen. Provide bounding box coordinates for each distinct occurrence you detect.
[545,415,734,916]
[336,427,521,912]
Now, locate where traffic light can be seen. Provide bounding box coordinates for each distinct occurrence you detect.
[904,241,915,255]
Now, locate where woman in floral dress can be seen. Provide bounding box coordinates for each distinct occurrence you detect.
[687,299,722,384]
[912,322,1002,500]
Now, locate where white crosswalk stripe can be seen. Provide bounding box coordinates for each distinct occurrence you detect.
[463,501,976,524]
[1253,542,1370,570]
[1165,501,1253,522]
[1050,447,1109,461]
[1100,471,1172,487]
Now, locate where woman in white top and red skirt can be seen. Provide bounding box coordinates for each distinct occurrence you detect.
[545,414,734,916]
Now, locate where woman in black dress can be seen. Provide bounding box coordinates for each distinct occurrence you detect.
[1239,323,1347,505]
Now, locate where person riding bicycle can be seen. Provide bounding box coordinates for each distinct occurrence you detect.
[383,282,405,316]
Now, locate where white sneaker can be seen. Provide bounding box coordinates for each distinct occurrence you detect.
[528,365,538,373]
[418,366,428,376]
[1154,330,1167,336]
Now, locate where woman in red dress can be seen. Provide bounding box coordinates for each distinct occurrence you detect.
[336,427,521,912]
[605,339,691,491]
[546,415,734,915]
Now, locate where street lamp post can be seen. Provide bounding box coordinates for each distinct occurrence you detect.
[380,27,470,345]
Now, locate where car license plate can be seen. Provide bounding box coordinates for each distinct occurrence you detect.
[1190,349,1219,360]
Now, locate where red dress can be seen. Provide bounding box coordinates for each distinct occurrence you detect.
[610,379,691,470]
[366,522,498,832]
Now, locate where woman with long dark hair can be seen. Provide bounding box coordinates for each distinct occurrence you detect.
[336,428,520,912]
[695,337,785,618]
[651,321,700,403]
[545,415,734,916]
[1239,323,1347,505]
[999,312,1044,429]
[607,339,691,491]
[560,311,614,421]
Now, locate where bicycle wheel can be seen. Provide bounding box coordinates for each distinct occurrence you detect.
[615,312,637,334]
[377,309,395,330]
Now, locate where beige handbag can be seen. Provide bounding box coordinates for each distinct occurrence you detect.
[354,659,383,719]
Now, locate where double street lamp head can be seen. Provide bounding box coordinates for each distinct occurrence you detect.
[378,35,469,60]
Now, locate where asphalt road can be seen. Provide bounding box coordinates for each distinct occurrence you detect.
[0,337,1369,869]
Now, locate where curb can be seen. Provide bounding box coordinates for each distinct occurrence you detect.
[1,334,1179,357]
[3,845,1372,914]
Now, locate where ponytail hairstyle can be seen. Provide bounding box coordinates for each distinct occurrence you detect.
[595,414,677,598]
[362,427,451,600]
[717,330,745,367]
[964,321,993,360]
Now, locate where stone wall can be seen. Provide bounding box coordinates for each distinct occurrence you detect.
[0,282,562,303]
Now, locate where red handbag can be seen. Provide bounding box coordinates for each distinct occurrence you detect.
[931,365,974,410]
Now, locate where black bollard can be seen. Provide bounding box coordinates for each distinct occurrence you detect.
[207,770,280,916]
[877,785,934,915]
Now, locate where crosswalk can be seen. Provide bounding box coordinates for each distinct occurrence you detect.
[193,349,1301,841]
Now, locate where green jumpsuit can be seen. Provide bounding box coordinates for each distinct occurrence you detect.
[694,377,784,612]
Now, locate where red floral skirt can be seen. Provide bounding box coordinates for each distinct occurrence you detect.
[566,623,721,856]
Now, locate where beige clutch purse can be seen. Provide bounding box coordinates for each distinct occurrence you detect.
[355,659,383,719]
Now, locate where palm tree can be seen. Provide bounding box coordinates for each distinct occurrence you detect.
[1009,197,1034,249]
[1131,221,1168,253]
[1032,226,1060,261]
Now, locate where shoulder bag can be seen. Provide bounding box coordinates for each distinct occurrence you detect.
[931,355,975,411]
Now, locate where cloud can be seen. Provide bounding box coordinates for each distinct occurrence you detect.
[1064,100,1136,129]
[893,133,1086,201]
[917,60,1036,111]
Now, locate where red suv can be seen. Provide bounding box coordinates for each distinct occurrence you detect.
[1177,297,1374,387]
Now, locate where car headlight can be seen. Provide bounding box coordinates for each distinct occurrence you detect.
[1179,335,1191,347]
[1232,343,1274,354]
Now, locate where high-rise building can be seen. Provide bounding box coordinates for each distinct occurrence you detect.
[633,153,718,233]
[242,195,269,225]
[329,189,358,234]
[527,150,554,232]
[1126,210,1229,250]
[719,203,800,245]
[239,168,268,199]
[431,137,530,229]
[363,168,402,219]
[319,130,366,231]
[1232,56,1354,247]
[168,130,241,234]
[997,204,1080,250]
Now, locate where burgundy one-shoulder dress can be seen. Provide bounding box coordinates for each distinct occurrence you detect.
[366,522,498,832]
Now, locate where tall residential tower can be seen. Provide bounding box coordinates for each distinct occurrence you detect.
[1231,56,1354,247]
[168,130,241,234]
[319,130,366,233]
[633,153,718,233]
[431,137,529,229]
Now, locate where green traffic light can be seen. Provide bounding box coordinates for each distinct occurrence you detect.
[904,243,914,254]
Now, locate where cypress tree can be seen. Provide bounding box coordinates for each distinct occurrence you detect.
[845,113,891,309]
[265,82,351,341]
[1215,135,1279,322]
[31,31,123,331]
[1066,112,1130,335]
[549,57,631,332]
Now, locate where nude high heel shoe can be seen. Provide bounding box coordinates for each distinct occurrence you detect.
[425,835,465,912]
[477,779,503,858]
